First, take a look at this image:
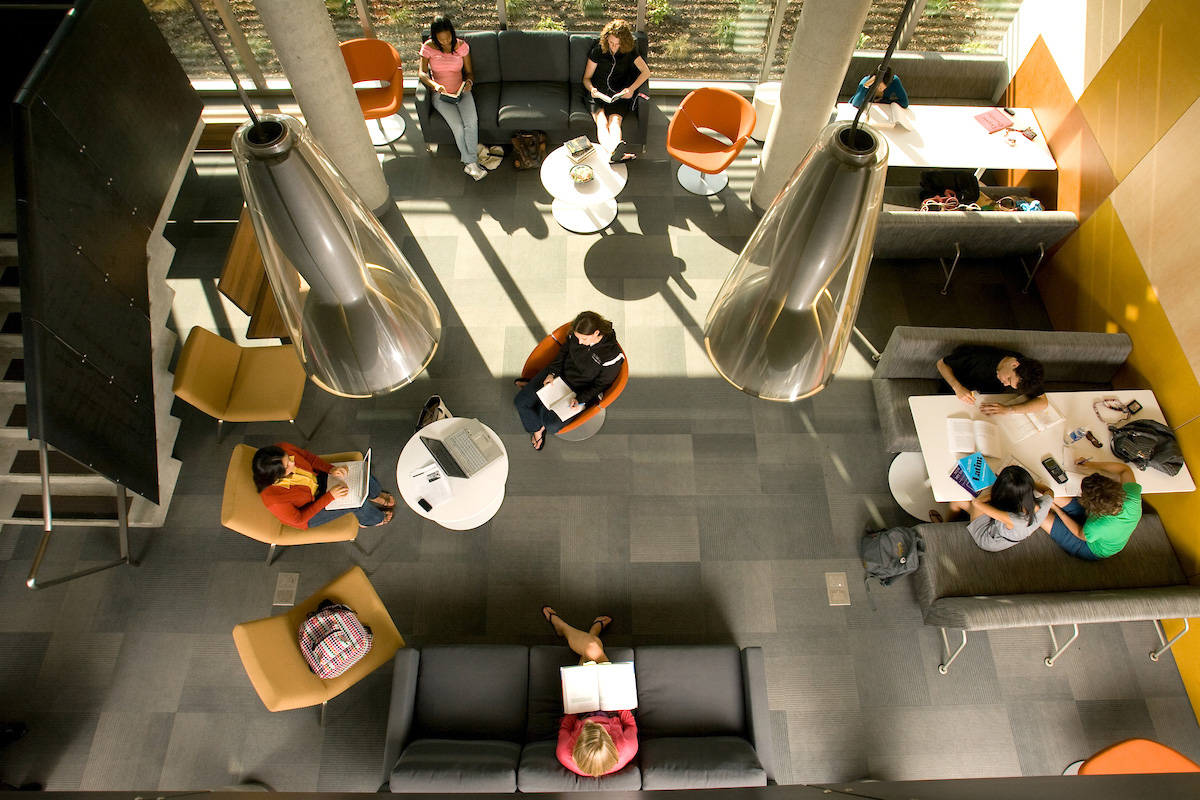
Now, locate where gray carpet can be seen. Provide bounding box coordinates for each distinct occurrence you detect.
[1,98,1197,791]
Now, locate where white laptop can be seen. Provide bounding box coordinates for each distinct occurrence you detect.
[420,418,503,479]
[325,448,372,510]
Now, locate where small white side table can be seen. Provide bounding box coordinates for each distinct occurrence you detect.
[888,452,951,523]
[396,418,509,530]
[751,82,781,141]
[539,143,628,233]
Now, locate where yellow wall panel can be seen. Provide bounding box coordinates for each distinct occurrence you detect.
[1077,0,1200,182]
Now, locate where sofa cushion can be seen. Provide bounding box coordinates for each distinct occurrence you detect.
[526,645,636,742]
[639,736,766,790]
[412,645,528,742]
[634,646,746,739]
[568,83,594,130]
[472,82,502,129]
[390,739,520,793]
[569,35,596,85]
[517,739,642,792]
[462,32,500,83]
[499,30,569,82]
[499,83,571,130]
[872,377,941,453]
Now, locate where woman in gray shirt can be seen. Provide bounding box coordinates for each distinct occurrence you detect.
[951,466,1054,552]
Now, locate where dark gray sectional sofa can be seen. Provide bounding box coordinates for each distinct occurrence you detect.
[872,326,1133,453]
[913,512,1200,673]
[415,30,651,149]
[381,643,774,792]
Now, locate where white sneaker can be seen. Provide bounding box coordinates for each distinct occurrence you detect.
[464,163,487,181]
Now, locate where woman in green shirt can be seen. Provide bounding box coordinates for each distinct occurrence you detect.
[1041,460,1142,559]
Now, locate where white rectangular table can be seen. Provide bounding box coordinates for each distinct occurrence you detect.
[910,390,1195,502]
[835,104,1057,173]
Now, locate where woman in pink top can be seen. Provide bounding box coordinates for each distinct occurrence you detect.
[542,606,638,777]
[418,16,500,181]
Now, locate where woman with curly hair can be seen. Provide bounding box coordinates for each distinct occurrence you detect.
[541,606,638,777]
[1040,460,1142,559]
[582,19,650,163]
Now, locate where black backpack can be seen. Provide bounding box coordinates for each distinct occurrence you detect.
[1109,419,1185,476]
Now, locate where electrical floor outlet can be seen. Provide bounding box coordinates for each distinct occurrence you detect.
[273,572,299,606]
[826,572,850,606]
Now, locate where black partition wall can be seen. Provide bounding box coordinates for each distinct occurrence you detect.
[12,0,202,502]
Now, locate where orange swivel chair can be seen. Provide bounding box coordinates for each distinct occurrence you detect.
[339,37,406,145]
[1063,738,1200,775]
[666,87,757,196]
[519,322,629,441]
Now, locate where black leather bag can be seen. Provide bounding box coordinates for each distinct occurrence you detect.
[511,131,547,170]
[919,169,981,204]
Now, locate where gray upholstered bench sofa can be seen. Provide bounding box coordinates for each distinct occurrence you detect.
[872,325,1132,453]
[873,187,1079,294]
[416,30,650,149]
[381,644,774,792]
[840,50,1010,104]
[913,512,1200,673]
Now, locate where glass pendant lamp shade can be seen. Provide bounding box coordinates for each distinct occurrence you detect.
[704,122,887,401]
[232,114,440,398]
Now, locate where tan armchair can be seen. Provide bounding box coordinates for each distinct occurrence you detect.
[233,565,403,723]
[172,326,307,440]
[222,443,362,564]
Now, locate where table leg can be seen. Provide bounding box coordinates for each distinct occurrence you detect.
[551,198,618,233]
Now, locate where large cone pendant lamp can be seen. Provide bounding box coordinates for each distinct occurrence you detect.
[704,122,887,401]
[232,115,440,398]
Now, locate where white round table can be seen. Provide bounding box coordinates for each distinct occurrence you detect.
[539,143,628,233]
[888,452,951,523]
[395,418,509,530]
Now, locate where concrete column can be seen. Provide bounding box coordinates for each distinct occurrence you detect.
[750,0,871,210]
[255,0,391,213]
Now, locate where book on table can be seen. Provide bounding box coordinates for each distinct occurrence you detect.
[974,107,1011,133]
[565,135,594,163]
[536,377,584,421]
[997,401,1065,442]
[946,417,1000,458]
[561,661,638,715]
[950,451,997,497]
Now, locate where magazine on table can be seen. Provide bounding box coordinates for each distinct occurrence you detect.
[946,417,1000,458]
[536,377,584,421]
[998,401,1064,442]
[410,462,453,507]
[561,661,638,715]
[974,107,1011,133]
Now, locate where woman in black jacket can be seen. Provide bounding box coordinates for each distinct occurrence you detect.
[514,311,625,451]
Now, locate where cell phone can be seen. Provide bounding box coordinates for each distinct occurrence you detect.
[1125,399,1143,416]
[1042,456,1068,484]
[418,498,433,512]
[1003,107,1016,115]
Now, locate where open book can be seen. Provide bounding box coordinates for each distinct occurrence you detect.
[561,661,637,715]
[947,418,1000,458]
[536,377,584,421]
[998,401,1064,442]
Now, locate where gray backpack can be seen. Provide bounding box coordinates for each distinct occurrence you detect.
[861,526,923,587]
[1109,420,1184,476]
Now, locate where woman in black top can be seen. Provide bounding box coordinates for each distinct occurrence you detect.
[583,19,650,163]
[514,311,625,451]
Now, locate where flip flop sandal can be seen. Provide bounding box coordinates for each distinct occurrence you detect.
[532,432,545,451]
[369,510,394,527]
[541,606,563,636]
[592,615,612,634]
[619,152,637,162]
[372,491,396,508]
[609,142,629,163]
[514,378,530,388]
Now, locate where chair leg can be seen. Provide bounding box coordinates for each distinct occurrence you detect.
[556,407,608,441]
[291,418,310,441]
[368,115,406,146]
[265,543,278,565]
[939,243,962,295]
[1045,623,1079,667]
[1151,618,1190,662]
[677,164,728,196]
[217,418,225,444]
[350,537,368,555]
[319,700,328,727]
[938,628,967,675]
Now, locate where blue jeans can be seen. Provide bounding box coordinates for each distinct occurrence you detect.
[514,368,571,436]
[1048,499,1102,560]
[432,91,479,165]
[307,473,386,527]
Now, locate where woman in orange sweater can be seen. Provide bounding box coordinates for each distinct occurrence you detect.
[542,606,638,777]
[252,443,393,528]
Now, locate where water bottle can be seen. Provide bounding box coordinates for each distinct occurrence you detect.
[1063,426,1086,445]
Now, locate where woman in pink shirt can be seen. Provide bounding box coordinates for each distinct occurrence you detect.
[542,606,638,777]
[418,16,500,181]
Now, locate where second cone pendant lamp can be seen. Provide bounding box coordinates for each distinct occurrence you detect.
[233,115,441,398]
[704,122,887,401]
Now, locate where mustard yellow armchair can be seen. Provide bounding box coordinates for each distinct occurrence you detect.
[221,444,362,564]
[233,565,404,723]
[172,326,307,440]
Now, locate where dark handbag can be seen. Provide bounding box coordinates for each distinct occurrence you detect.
[511,131,547,170]
[919,169,980,205]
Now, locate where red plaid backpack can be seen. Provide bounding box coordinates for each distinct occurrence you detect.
[299,600,373,678]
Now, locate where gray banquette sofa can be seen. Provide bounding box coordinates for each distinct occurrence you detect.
[913,512,1200,673]
[872,326,1133,453]
[416,30,651,149]
[381,644,774,792]
[873,187,1079,293]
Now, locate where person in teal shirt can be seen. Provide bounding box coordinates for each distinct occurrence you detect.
[1041,460,1142,559]
[849,67,910,110]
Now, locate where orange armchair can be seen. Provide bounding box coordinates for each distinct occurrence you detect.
[339,37,405,145]
[520,323,629,441]
[1065,738,1200,775]
[666,87,756,196]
